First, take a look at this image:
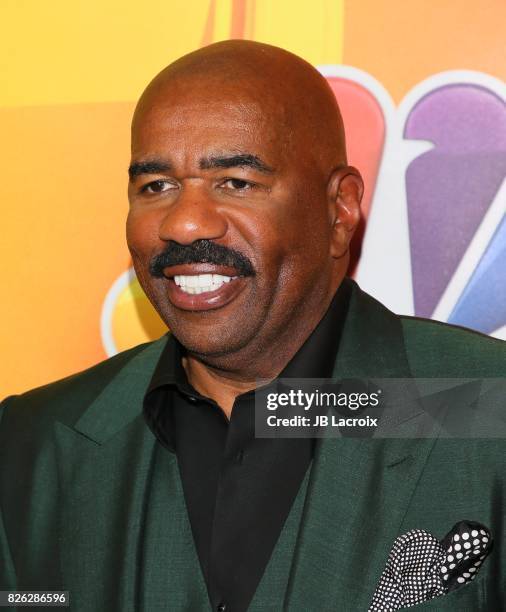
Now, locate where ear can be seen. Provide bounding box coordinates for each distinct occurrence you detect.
[327,166,363,259]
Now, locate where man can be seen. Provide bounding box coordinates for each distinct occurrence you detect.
[1,40,504,612]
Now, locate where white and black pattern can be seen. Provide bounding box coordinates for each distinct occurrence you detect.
[368,521,492,611]
[439,520,492,593]
[368,529,445,611]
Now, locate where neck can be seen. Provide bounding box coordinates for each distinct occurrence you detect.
[182,355,258,419]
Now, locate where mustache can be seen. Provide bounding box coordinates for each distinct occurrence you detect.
[149,239,256,278]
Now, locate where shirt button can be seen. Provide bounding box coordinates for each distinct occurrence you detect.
[217,604,227,612]
[187,396,197,403]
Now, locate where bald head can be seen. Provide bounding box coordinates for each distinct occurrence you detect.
[132,40,347,173]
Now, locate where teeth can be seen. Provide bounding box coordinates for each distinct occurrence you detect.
[173,274,238,294]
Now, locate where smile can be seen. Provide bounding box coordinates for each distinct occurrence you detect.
[174,273,239,295]
[163,265,249,312]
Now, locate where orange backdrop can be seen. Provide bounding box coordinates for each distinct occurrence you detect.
[1,0,505,397]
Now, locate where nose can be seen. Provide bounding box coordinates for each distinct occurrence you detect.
[158,181,228,245]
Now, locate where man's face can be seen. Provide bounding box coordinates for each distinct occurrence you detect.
[127,79,336,358]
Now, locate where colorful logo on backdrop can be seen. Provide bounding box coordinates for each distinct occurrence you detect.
[101,68,506,356]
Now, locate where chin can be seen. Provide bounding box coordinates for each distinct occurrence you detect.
[166,317,252,358]
[150,287,262,358]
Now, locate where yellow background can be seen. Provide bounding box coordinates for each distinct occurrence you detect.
[1,1,505,396]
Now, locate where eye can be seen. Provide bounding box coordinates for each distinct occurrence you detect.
[221,178,255,191]
[141,179,177,194]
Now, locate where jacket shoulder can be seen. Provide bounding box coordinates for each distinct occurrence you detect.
[0,337,166,429]
[400,315,506,377]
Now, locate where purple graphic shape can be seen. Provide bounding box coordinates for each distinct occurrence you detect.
[404,84,506,318]
[449,215,506,334]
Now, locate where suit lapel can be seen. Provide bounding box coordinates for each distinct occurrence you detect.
[52,336,185,611]
[70,338,168,443]
[285,282,439,610]
[54,417,156,611]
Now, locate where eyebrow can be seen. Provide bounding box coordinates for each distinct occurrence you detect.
[128,153,275,180]
[128,160,171,179]
[199,153,275,174]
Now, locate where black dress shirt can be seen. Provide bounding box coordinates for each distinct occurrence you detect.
[143,280,351,612]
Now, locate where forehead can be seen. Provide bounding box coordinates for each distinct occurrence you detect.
[131,84,290,163]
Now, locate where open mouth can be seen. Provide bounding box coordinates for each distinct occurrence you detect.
[162,265,250,311]
[173,273,240,295]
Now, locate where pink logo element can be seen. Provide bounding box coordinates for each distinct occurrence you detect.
[325,76,386,273]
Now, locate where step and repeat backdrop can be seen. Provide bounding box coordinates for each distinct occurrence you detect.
[1,1,505,396]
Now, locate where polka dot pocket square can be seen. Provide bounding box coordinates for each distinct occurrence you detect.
[368,520,492,611]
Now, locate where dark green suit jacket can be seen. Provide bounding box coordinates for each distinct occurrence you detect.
[1,281,505,611]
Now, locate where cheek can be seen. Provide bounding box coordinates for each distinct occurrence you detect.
[241,189,329,274]
[126,208,162,261]
[294,190,332,256]
[126,210,166,305]
[268,196,330,266]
